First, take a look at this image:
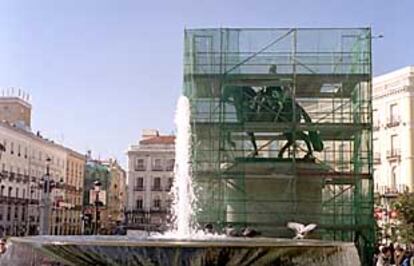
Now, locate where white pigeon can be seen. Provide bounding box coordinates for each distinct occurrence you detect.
[287,222,317,239]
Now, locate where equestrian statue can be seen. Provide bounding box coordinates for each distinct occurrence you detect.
[222,85,323,159]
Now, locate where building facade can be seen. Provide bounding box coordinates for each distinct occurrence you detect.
[83,153,126,234]
[373,66,414,243]
[373,66,414,194]
[0,92,85,236]
[61,150,85,235]
[126,129,175,232]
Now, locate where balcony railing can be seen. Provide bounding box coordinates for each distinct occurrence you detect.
[151,186,163,192]
[9,172,15,181]
[373,121,381,131]
[151,166,163,171]
[134,166,146,171]
[386,149,401,161]
[0,171,8,178]
[133,186,145,191]
[373,152,381,164]
[386,116,401,128]
[377,185,409,196]
[150,207,167,213]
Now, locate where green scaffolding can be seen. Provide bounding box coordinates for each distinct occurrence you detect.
[183,28,374,264]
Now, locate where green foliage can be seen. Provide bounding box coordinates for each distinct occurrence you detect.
[393,192,414,244]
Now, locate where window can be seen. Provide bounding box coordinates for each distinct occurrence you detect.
[152,159,162,171]
[18,144,21,157]
[10,142,14,154]
[391,167,397,190]
[168,178,173,189]
[135,158,145,171]
[373,109,379,130]
[388,103,400,126]
[153,177,161,190]
[136,199,143,209]
[390,134,399,156]
[6,206,10,221]
[15,188,19,198]
[166,159,175,171]
[153,198,161,209]
[0,206,3,221]
[135,177,144,190]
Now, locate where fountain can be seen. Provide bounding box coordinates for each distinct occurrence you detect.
[0,95,360,266]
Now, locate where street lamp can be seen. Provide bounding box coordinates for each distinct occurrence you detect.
[39,157,64,235]
[94,180,101,235]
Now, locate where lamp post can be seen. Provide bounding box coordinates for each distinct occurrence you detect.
[39,157,64,235]
[94,180,101,235]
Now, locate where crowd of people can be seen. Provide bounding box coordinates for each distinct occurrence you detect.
[375,243,414,266]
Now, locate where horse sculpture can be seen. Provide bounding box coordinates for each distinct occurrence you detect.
[222,85,323,159]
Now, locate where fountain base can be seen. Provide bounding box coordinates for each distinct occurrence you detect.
[1,236,360,266]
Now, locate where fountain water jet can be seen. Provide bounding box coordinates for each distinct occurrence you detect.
[171,95,197,237]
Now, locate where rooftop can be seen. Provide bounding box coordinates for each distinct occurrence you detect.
[139,135,175,145]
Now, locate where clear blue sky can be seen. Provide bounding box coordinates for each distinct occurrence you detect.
[0,0,412,167]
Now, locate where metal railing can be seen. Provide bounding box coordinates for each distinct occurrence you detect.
[386,116,401,128]
[386,149,401,160]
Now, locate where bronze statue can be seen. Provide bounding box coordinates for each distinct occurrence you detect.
[222,85,323,159]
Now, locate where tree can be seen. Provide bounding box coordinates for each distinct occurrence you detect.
[392,192,414,244]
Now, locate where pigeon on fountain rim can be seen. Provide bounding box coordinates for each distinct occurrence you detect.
[287,222,317,239]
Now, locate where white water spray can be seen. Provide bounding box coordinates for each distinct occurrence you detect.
[171,95,196,237]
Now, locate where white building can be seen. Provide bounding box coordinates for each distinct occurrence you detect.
[126,129,175,231]
[373,66,414,195]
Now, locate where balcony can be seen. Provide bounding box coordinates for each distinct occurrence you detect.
[8,172,15,181]
[133,186,145,191]
[151,186,163,192]
[151,166,163,172]
[373,152,381,164]
[23,175,30,183]
[134,167,146,172]
[0,170,7,178]
[373,120,381,131]
[150,207,167,213]
[378,185,409,197]
[386,116,401,128]
[386,149,401,161]
[16,173,24,182]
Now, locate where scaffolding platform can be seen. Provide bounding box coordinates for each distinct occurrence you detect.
[196,122,370,141]
[186,73,370,98]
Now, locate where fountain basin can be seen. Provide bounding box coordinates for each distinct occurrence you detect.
[1,236,359,266]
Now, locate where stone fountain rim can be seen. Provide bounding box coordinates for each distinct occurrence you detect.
[9,236,356,249]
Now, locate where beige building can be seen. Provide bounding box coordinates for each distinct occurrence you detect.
[126,129,175,231]
[373,66,414,195]
[104,159,127,227]
[0,91,85,236]
[61,150,85,235]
